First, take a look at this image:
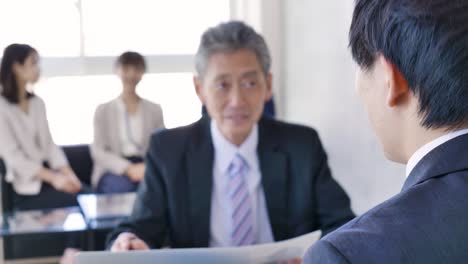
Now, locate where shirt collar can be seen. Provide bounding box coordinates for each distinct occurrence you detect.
[406,128,468,177]
[210,120,259,174]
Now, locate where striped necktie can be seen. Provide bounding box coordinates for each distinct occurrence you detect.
[228,153,255,246]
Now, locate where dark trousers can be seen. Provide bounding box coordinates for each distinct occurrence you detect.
[13,160,92,210]
[96,156,143,194]
[13,182,92,210]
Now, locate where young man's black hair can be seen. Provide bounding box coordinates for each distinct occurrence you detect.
[349,0,468,129]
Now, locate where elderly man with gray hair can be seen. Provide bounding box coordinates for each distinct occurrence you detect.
[107,21,354,254]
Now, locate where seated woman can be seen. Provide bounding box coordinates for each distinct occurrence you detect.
[0,43,86,263]
[91,51,165,193]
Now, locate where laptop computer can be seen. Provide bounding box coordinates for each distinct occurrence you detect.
[75,248,245,264]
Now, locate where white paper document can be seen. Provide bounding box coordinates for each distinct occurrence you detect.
[76,230,321,264]
[227,230,321,263]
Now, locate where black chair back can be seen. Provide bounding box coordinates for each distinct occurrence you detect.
[0,158,15,213]
[62,144,93,186]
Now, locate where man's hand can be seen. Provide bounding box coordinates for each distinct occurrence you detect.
[111,232,150,252]
[126,163,145,182]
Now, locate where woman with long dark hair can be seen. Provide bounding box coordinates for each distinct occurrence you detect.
[0,43,83,263]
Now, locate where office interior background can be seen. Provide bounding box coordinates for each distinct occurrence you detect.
[0,0,406,262]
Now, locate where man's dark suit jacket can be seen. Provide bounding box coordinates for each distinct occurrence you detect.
[303,133,468,263]
[107,117,354,249]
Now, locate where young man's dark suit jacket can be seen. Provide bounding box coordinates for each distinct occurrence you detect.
[107,117,354,248]
[303,133,468,263]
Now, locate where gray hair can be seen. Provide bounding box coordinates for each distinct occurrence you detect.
[195,21,271,77]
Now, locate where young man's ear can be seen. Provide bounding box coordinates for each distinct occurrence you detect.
[378,55,410,107]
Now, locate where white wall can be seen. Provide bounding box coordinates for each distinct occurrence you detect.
[231,0,285,115]
[282,0,406,214]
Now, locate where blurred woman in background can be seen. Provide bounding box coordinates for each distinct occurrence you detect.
[91,51,165,193]
[0,43,85,263]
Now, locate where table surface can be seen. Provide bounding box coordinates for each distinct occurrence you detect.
[78,192,136,221]
[0,192,136,236]
[0,206,86,236]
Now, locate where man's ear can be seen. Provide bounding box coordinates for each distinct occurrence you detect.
[193,75,205,104]
[265,73,273,102]
[379,55,410,107]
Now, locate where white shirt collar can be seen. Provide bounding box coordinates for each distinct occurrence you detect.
[210,120,259,174]
[406,128,468,177]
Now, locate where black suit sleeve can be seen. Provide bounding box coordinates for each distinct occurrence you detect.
[312,138,355,235]
[106,135,168,249]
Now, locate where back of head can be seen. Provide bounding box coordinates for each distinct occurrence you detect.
[0,43,37,104]
[349,0,468,130]
[195,20,271,77]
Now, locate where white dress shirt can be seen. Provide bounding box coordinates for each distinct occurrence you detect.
[209,120,274,247]
[406,128,468,177]
[116,98,144,157]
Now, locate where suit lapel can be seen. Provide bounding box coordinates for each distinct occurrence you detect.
[186,118,214,247]
[258,119,289,241]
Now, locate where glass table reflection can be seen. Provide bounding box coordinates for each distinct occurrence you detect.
[77,192,137,250]
[77,192,136,230]
[0,206,87,236]
[0,192,137,251]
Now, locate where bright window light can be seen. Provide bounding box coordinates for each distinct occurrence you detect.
[34,73,201,145]
[0,0,230,145]
[81,0,231,55]
[0,0,81,57]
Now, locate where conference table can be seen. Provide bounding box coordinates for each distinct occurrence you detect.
[0,192,136,257]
